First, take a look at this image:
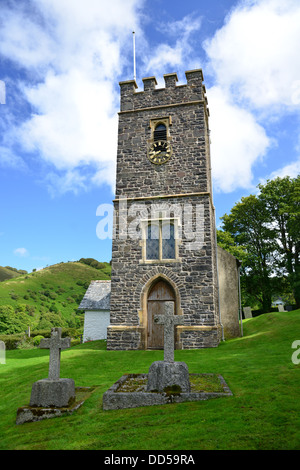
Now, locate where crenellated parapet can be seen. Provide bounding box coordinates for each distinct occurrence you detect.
[119,69,208,114]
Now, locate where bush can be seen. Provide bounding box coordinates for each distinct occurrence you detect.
[0,305,30,335]
[30,329,52,338]
[61,327,81,338]
[40,295,48,302]
[56,287,66,294]
[0,334,23,350]
[33,335,44,346]
[78,258,107,271]
[49,303,59,313]
[17,337,35,350]
[31,327,80,339]
[0,328,82,349]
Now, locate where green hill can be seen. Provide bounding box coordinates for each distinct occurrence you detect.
[0,266,26,282]
[0,260,111,333]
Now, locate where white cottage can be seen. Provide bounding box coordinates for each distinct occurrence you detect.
[78,280,111,342]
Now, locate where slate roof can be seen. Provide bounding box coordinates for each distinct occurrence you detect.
[78,280,111,311]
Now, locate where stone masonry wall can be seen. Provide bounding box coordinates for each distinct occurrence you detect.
[116,71,209,198]
[107,70,220,350]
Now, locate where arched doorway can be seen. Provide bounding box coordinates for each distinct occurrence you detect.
[147,279,176,349]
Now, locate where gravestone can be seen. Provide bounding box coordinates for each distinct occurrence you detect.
[0,340,5,365]
[16,328,96,424]
[30,327,75,407]
[243,306,252,319]
[278,304,287,312]
[103,301,233,410]
[147,302,190,393]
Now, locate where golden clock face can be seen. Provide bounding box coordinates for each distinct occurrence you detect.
[148,140,172,165]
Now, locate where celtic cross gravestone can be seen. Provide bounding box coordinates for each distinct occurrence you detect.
[147,302,190,393]
[29,328,75,408]
[39,327,71,379]
[154,301,184,363]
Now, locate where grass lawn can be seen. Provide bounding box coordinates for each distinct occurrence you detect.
[0,310,299,450]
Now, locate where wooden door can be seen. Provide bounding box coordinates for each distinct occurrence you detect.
[147,280,175,349]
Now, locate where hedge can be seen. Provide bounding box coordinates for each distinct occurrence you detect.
[0,328,83,350]
[0,334,24,350]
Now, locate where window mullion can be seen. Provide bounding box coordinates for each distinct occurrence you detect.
[159,220,162,260]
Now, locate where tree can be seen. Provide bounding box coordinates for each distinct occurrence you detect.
[37,312,65,330]
[219,176,300,311]
[221,194,277,312]
[0,305,30,334]
[216,229,248,263]
[258,176,300,307]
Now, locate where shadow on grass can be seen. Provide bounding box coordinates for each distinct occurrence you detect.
[5,348,50,361]
[72,340,107,350]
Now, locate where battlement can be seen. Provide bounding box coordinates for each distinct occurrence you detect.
[119,69,207,112]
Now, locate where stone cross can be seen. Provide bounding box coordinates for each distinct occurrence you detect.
[154,301,184,362]
[39,328,71,380]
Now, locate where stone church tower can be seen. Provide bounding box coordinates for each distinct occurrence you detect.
[107,69,222,350]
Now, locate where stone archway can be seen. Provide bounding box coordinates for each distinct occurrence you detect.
[137,270,184,350]
[147,279,176,349]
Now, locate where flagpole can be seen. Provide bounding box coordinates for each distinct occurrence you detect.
[133,31,136,81]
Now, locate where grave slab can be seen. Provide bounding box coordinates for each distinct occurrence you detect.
[103,373,232,410]
[16,387,96,425]
[16,327,79,424]
[103,302,233,411]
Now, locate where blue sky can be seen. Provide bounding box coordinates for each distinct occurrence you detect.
[0,0,299,273]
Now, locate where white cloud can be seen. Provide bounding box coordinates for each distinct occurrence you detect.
[20,71,118,172]
[0,80,6,104]
[0,6,56,71]
[0,147,25,169]
[14,248,29,257]
[45,169,89,197]
[0,0,143,194]
[2,0,299,198]
[203,0,300,192]
[204,0,300,111]
[208,86,271,192]
[267,158,300,181]
[143,13,202,79]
